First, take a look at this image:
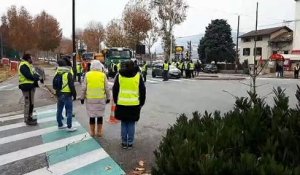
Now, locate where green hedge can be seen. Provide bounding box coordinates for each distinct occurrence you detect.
[152,87,300,175]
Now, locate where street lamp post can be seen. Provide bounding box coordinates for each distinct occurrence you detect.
[72,0,77,79]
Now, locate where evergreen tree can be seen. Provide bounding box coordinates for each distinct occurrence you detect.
[198,19,235,63]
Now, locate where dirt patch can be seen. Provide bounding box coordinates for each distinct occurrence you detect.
[0,64,16,82]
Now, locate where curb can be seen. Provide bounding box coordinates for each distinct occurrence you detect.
[195,77,246,81]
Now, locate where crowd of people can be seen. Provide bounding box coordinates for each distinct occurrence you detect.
[18,55,146,149]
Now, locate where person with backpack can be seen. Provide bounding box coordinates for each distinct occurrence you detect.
[80,60,111,137]
[53,58,77,131]
[19,54,44,125]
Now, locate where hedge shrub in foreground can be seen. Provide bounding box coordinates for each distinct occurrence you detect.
[152,87,300,175]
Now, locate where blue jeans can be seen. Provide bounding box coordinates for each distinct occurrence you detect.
[121,121,136,145]
[57,94,73,128]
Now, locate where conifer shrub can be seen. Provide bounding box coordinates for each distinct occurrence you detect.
[152,87,300,175]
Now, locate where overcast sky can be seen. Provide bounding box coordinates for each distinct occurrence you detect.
[0,0,296,38]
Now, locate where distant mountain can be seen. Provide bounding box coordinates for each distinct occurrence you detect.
[152,32,243,59]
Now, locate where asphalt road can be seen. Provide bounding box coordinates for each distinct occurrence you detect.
[75,75,300,172]
[1,68,300,173]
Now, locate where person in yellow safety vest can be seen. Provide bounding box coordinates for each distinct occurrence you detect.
[55,58,77,132]
[184,60,190,78]
[189,60,195,78]
[141,61,148,82]
[163,60,170,81]
[76,63,83,84]
[117,62,121,72]
[178,60,184,77]
[80,60,111,137]
[112,60,146,149]
[18,54,44,125]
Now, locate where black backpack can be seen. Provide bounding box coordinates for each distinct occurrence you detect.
[53,72,67,91]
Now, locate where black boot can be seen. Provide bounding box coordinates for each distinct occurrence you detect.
[26,117,37,126]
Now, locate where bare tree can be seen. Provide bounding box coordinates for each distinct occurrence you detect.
[56,37,72,54]
[144,20,159,56]
[151,0,188,60]
[105,19,127,48]
[123,2,152,50]
[82,21,105,52]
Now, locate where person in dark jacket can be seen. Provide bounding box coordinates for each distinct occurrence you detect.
[19,54,44,125]
[113,60,146,149]
[55,58,77,132]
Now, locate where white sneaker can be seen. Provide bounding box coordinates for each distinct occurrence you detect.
[66,127,77,132]
[58,124,67,129]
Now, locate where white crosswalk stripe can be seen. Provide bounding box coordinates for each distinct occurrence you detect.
[0,133,90,166]
[25,148,109,175]
[0,117,55,132]
[0,122,80,145]
[0,105,125,174]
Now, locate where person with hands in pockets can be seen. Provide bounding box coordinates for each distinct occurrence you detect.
[80,60,111,137]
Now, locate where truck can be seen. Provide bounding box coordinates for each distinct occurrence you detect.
[103,47,134,77]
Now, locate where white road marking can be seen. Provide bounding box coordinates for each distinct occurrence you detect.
[0,109,56,122]
[0,133,91,166]
[0,117,55,132]
[25,148,109,175]
[0,122,80,145]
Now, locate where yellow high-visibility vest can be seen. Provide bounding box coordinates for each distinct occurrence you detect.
[117,63,121,71]
[190,63,195,70]
[76,64,82,73]
[178,63,183,69]
[19,61,34,85]
[142,64,147,72]
[61,73,71,93]
[163,63,169,71]
[117,73,140,106]
[86,71,106,99]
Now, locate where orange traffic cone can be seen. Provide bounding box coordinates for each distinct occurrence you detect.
[107,100,119,124]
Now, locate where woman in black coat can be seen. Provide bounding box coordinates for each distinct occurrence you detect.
[112,60,146,149]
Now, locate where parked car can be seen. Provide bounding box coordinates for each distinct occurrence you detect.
[203,64,218,73]
[152,63,181,78]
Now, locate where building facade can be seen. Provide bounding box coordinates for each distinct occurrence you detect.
[293,0,300,53]
[239,26,293,64]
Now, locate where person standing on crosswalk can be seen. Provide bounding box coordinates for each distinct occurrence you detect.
[55,58,77,132]
[18,54,44,125]
[113,60,146,149]
[80,60,111,137]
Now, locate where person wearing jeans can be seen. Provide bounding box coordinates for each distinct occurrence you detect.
[113,60,146,149]
[57,94,73,129]
[55,58,77,132]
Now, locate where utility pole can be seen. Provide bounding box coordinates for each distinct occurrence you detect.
[72,0,77,79]
[252,2,259,94]
[170,33,173,61]
[235,15,240,73]
[0,31,3,59]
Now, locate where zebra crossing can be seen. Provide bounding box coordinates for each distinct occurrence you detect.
[0,105,125,175]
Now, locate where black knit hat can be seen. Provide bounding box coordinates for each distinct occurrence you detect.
[22,54,31,61]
